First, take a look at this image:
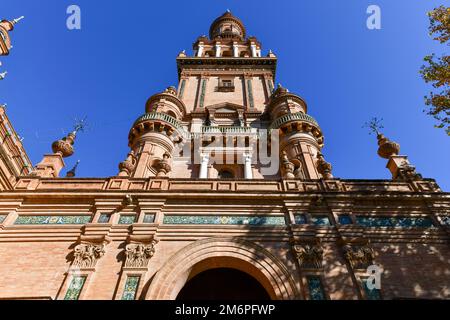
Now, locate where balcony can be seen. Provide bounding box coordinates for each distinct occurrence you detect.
[202,126,254,134]
[269,112,319,129]
[133,112,181,129]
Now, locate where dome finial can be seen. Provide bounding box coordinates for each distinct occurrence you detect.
[11,16,25,25]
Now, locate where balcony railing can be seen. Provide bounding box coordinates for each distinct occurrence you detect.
[202,126,254,134]
[269,112,319,129]
[133,112,181,128]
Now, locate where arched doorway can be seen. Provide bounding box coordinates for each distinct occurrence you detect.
[145,237,300,300]
[176,268,271,300]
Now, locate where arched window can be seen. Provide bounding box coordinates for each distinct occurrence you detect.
[218,169,234,179]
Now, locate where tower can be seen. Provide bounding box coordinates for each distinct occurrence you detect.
[0,10,448,302]
[119,11,329,181]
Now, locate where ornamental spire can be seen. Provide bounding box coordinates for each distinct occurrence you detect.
[66,160,80,178]
[364,118,422,181]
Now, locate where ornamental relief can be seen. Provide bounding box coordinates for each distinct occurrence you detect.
[343,243,375,269]
[291,239,324,269]
[124,236,159,269]
[73,243,106,269]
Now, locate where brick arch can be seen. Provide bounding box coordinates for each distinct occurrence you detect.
[145,237,300,300]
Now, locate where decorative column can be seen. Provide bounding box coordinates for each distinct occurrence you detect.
[233,42,239,57]
[197,43,204,57]
[59,235,110,300]
[199,153,210,179]
[244,153,253,179]
[250,42,257,57]
[338,237,381,300]
[291,237,328,300]
[215,42,221,57]
[115,235,159,300]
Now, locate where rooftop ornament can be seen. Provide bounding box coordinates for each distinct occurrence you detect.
[363,117,400,159]
[52,117,88,158]
[66,160,80,178]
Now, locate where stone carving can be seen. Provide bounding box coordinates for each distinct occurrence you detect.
[118,150,137,177]
[293,242,324,269]
[124,239,159,268]
[52,132,76,158]
[294,162,305,179]
[73,243,106,269]
[377,134,400,159]
[281,151,295,179]
[396,161,422,181]
[316,152,333,179]
[343,244,375,269]
[155,152,172,177]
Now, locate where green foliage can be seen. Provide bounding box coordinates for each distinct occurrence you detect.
[420,6,450,135]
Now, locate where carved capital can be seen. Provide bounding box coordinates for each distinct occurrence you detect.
[291,238,324,269]
[72,236,110,269]
[343,243,375,269]
[124,235,159,269]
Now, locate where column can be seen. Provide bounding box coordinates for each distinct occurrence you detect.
[233,43,239,57]
[215,43,221,57]
[250,43,257,57]
[199,153,209,179]
[244,153,253,179]
[197,44,204,57]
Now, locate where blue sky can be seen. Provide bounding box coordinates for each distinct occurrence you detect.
[1,0,449,190]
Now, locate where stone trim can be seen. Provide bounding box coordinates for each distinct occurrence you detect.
[146,237,300,300]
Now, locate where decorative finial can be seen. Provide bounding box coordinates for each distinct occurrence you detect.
[316,152,333,179]
[51,117,88,158]
[0,71,6,80]
[66,160,80,178]
[0,103,7,109]
[12,16,25,25]
[363,117,384,136]
[226,9,231,13]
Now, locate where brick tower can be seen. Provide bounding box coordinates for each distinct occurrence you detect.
[0,12,448,301]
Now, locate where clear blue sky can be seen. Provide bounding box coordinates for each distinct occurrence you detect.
[1,0,449,190]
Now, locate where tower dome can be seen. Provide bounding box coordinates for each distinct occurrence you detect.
[209,10,246,40]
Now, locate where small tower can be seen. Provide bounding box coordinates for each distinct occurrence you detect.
[267,84,327,179]
[120,87,186,178]
[0,16,24,56]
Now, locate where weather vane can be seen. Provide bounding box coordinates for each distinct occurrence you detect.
[363,117,384,135]
[72,116,89,134]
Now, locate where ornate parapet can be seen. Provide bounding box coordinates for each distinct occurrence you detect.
[291,238,324,269]
[124,235,159,269]
[72,235,110,270]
